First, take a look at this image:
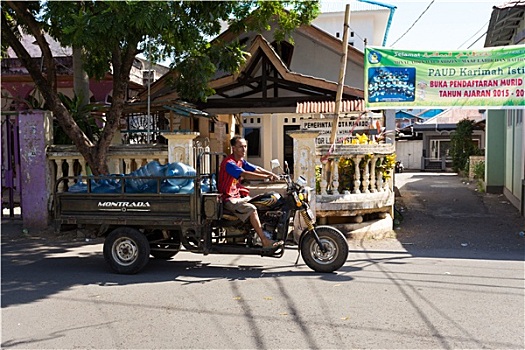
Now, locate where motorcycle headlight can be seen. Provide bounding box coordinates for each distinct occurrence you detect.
[296,176,307,187]
[299,188,309,203]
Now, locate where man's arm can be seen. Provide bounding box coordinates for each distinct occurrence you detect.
[223,159,273,181]
[241,166,277,181]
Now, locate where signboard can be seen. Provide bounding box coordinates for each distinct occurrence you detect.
[364,45,525,109]
[215,121,226,142]
[300,115,382,145]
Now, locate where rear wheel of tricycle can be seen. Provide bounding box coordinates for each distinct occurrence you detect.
[103,227,150,274]
[300,226,348,273]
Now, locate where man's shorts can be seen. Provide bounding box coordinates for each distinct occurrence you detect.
[223,197,256,222]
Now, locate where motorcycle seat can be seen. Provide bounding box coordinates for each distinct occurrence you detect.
[220,207,239,221]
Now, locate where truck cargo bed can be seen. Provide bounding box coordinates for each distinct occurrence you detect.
[55,192,196,226]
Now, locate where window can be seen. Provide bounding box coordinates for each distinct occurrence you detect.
[270,40,294,67]
[244,128,261,157]
[142,70,154,86]
[192,118,199,132]
[430,139,451,160]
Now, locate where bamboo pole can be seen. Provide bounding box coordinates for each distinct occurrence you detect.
[329,4,351,146]
[322,4,351,194]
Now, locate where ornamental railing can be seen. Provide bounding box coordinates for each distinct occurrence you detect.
[316,143,396,196]
[288,131,396,222]
[47,138,212,193]
[47,144,169,192]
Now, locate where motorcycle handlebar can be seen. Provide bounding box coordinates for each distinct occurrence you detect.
[267,174,302,190]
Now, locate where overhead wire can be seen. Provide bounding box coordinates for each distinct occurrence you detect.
[390,0,435,47]
[467,31,488,49]
[457,20,489,49]
[349,26,366,42]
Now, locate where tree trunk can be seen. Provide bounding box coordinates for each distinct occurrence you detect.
[72,46,94,141]
[73,47,90,105]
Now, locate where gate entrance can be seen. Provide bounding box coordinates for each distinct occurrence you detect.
[283,125,299,174]
[1,113,21,218]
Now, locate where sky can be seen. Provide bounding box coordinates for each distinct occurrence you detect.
[383,0,496,51]
[321,0,497,51]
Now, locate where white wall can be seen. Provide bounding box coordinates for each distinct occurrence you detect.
[312,9,390,52]
[396,140,423,170]
[242,113,304,170]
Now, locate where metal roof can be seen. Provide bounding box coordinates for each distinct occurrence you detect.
[162,103,212,119]
[485,0,525,46]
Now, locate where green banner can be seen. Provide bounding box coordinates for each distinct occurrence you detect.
[364,45,525,109]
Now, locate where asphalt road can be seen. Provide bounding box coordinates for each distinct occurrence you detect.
[1,172,524,349]
[394,172,524,254]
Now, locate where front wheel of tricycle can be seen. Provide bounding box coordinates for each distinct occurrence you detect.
[300,226,348,273]
[103,227,150,274]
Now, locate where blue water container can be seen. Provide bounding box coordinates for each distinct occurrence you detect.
[126,161,166,192]
[165,162,196,187]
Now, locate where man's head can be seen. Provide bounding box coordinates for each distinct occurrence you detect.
[230,135,247,160]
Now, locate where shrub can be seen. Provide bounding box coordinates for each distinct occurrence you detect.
[473,160,485,181]
[451,119,479,173]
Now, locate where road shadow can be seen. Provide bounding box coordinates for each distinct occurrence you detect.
[1,235,359,308]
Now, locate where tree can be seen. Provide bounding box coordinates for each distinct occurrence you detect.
[450,118,478,173]
[1,1,319,175]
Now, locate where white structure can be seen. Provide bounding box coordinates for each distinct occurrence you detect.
[313,0,395,52]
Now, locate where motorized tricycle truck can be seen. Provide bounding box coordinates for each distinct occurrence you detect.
[53,153,349,274]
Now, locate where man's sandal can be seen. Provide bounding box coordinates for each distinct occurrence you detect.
[262,240,284,250]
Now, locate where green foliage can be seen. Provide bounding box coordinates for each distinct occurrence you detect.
[376,154,396,181]
[5,1,319,101]
[2,1,319,173]
[43,1,320,99]
[451,119,479,173]
[315,165,322,194]
[476,181,485,193]
[337,157,355,193]
[54,93,102,144]
[472,160,485,181]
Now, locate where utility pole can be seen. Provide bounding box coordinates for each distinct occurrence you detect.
[147,39,152,144]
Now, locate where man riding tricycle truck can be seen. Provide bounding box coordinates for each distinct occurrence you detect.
[53,146,349,274]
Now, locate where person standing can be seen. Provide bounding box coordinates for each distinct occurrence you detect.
[218,136,283,249]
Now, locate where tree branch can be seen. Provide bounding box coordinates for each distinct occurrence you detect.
[1,10,49,92]
[5,1,57,91]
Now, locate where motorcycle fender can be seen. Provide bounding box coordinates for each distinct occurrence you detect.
[297,228,310,248]
[298,225,346,248]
